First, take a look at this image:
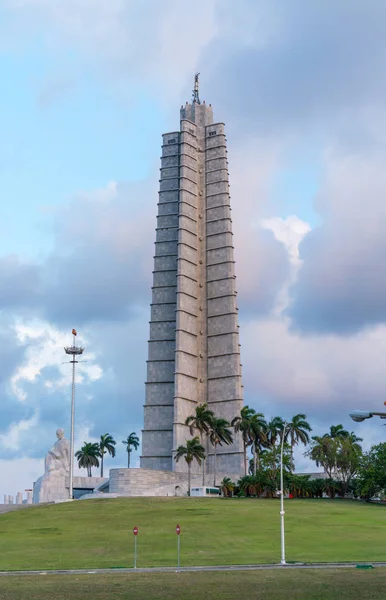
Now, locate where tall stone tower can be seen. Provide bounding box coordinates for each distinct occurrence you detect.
[140,76,244,481]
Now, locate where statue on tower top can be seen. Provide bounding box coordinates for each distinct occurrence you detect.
[192,73,201,104]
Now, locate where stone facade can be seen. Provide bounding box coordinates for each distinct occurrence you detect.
[141,96,244,481]
[108,468,200,497]
[33,471,68,504]
[33,475,106,504]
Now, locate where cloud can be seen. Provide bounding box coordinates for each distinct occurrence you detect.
[0,255,40,311]
[11,321,102,401]
[205,1,386,140]
[228,137,291,315]
[287,152,386,333]
[0,149,289,327]
[239,214,386,451]
[0,321,104,463]
[5,0,386,138]
[0,458,43,500]
[2,0,220,105]
[0,413,39,452]
[243,318,386,414]
[261,215,311,315]
[39,179,154,325]
[2,0,386,498]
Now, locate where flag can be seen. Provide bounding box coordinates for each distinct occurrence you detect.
[72,329,77,336]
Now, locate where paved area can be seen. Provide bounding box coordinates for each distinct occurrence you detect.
[0,503,51,514]
[0,504,35,515]
[0,562,384,577]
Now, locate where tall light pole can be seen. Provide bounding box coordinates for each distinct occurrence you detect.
[279,421,291,566]
[64,329,84,500]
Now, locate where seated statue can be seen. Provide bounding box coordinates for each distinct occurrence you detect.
[44,428,70,475]
[33,428,72,503]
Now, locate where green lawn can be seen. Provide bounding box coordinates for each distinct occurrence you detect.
[2,570,386,600]
[0,498,385,571]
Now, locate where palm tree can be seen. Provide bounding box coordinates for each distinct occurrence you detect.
[174,437,206,495]
[265,416,285,447]
[285,414,312,470]
[286,474,312,499]
[75,442,100,477]
[250,413,268,475]
[238,472,270,498]
[231,406,257,476]
[185,403,215,485]
[305,435,337,478]
[99,433,116,478]
[220,477,235,498]
[209,417,233,486]
[260,444,292,489]
[322,425,350,475]
[325,424,349,439]
[347,432,363,452]
[336,436,362,497]
[238,475,259,498]
[122,432,140,468]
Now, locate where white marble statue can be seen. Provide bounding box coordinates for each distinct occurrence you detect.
[33,429,70,504]
[44,428,70,475]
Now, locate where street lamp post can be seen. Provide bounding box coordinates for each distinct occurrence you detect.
[279,421,291,566]
[350,409,386,423]
[64,329,84,500]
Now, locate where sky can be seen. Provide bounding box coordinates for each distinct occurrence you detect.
[1,0,386,500]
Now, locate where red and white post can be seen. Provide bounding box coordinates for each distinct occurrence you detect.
[176,524,181,571]
[133,526,138,568]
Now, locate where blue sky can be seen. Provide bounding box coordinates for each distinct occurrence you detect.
[0,39,164,259]
[270,162,321,228]
[1,0,386,500]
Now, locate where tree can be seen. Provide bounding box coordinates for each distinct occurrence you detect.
[174,437,206,495]
[305,435,337,478]
[285,414,312,470]
[260,444,292,491]
[99,433,116,478]
[356,443,386,501]
[208,417,233,486]
[238,472,271,498]
[122,432,140,468]
[265,416,285,447]
[75,442,100,477]
[321,426,350,475]
[285,474,312,499]
[347,432,363,450]
[185,403,215,485]
[250,413,268,475]
[220,477,235,498]
[324,424,349,440]
[336,436,362,497]
[231,406,257,476]
[238,475,259,497]
[309,478,326,499]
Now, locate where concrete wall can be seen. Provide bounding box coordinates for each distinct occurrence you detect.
[109,468,199,496]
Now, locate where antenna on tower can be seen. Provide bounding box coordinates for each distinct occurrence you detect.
[192,72,201,104]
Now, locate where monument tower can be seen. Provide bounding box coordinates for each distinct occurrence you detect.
[141,75,244,481]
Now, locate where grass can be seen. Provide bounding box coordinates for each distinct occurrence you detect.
[2,570,386,600]
[0,498,386,571]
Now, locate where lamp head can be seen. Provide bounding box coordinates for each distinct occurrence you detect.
[350,409,372,423]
